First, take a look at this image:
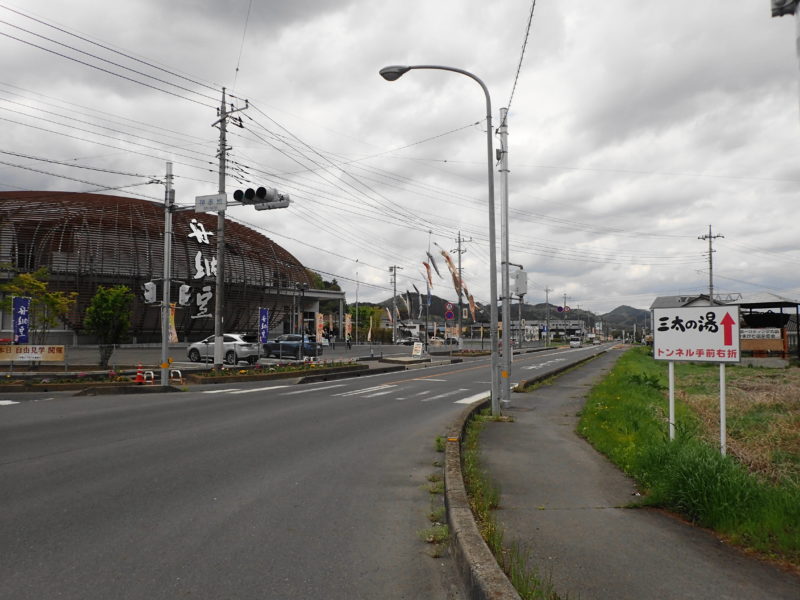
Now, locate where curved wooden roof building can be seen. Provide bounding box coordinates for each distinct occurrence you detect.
[0,191,312,341]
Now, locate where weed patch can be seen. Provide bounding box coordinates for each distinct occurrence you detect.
[580,347,800,566]
[462,409,563,599]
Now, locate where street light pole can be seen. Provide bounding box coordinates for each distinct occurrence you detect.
[380,64,500,415]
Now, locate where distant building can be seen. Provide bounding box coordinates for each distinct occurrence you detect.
[0,191,344,344]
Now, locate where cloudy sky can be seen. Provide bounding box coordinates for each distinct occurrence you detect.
[1,0,799,314]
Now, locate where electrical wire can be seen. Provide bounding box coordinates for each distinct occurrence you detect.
[504,0,537,122]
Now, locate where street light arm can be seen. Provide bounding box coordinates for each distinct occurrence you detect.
[380,64,492,123]
[379,62,500,415]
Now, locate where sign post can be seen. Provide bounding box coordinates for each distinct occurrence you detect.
[653,307,740,454]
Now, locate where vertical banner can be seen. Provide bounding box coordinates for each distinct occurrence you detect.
[329,313,334,336]
[315,313,324,343]
[169,303,179,343]
[367,316,373,342]
[12,296,30,344]
[345,313,352,337]
[259,308,270,344]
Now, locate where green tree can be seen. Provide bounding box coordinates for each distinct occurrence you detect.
[83,285,134,367]
[348,305,388,343]
[0,267,77,345]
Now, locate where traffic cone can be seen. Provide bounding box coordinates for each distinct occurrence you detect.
[135,362,144,384]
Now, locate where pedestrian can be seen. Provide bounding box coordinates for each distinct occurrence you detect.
[330,333,336,350]
[346,334,352,350]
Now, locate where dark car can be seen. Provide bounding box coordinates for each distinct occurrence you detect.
[263,334,323,359]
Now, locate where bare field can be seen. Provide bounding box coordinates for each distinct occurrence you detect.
[677,366,800,485]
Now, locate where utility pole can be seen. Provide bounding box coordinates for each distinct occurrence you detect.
[355,266,359,346]
[389,265,402,342]
[452,231,471,346]
[211,87,247,369]
[544,286,552,347]
[698,224,724,305]
[160,162,174,386]
[498,107,511,405]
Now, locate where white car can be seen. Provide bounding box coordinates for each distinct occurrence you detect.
[187,333,261,364]
[569,337,582,348]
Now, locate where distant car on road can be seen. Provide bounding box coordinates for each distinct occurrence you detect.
[395,337,419,345]
[187,333,261,364]
[263,334,322,359]
[569,336,582,348]
[428,336,445,346]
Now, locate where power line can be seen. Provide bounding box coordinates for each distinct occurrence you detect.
[0,22,217,107]
[504,0,537,120]
[0,2,221,93]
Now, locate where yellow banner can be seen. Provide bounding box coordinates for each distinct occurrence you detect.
[169,303,179,343]
[0,345,65,362]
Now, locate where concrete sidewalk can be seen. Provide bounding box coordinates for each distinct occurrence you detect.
[480,348,799,600]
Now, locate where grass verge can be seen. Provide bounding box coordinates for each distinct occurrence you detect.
[578,346,800,568]
[462,410,560,599]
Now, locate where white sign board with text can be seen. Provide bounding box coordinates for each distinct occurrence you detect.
[653,307,740,363]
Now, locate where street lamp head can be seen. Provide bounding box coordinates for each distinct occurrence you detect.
[379,65,411,81]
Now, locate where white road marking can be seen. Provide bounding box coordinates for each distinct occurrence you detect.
[282,384,345,395]
[455,391,489,404]
[333,384,396,397]
[522,358,566,371]
[201,388,242,394]
[0,400,20,406]
[230,385,290,395]
[414,378,447,382]
[422,388,468,402]
[364,389,397,397]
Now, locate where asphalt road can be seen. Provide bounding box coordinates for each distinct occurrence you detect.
[0,343,606,599]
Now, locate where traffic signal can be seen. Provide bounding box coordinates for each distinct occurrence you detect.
[142,281,157,304]
[178,284,191,306]
[233,187,291,210]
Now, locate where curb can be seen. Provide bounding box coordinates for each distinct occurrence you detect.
[74,385,184,396]
[297,364,405,383]
[445,399,522,600]
[515,350,606,391]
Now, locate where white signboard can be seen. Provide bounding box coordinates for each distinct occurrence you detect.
[195,193,227,213]
[412,342,423,357]
[741,328,781,340]
[653,307,740,363]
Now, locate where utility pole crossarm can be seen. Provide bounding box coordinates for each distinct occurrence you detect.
[698,224,724,305]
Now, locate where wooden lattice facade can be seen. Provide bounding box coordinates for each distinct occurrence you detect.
[0,191,315,343]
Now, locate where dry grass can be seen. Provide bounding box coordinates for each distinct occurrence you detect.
[677,367,800,485]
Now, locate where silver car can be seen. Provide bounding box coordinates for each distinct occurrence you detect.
[187,333,261,364]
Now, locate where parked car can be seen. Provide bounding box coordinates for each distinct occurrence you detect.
[263,334,322,359]
[187,333,261,364]
[428,336,445,346]
[569,336,582,348]
[443,337,459,345]
[395,337,420,345]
